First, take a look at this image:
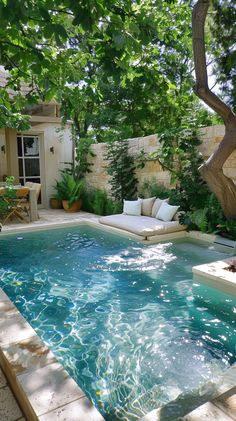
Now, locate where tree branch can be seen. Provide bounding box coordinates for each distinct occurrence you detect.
[192,0,236,126]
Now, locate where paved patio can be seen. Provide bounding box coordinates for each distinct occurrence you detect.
[0,367,25,421]
[1,208,99,233]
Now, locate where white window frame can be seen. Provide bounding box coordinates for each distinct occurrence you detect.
[17,134,41,184]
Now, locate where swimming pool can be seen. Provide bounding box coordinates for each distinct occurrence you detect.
[0,226,235,420]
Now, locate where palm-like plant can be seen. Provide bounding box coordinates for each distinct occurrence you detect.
[55,174,84,208]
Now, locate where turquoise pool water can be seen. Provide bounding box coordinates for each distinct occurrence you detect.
[0,226,236,420]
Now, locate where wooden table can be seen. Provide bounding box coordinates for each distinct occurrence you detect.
[0,186,38,222]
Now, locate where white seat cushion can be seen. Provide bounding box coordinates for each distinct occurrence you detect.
[99,214,185,237]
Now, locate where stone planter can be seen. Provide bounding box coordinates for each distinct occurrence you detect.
[62,199,82,212]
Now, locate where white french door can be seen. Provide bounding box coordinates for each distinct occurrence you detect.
[17,134,42,204]
[17,134,41,186]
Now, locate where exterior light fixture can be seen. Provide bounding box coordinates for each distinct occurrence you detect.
[50,146,55,154]
[1,145,6,153]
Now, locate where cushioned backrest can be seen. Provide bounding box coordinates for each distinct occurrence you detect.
[139,197,156,216]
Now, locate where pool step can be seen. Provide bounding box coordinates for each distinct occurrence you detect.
[214,236,236,249]
[139,378,236,421]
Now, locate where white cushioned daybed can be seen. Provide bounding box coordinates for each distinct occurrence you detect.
[99,197,186,239]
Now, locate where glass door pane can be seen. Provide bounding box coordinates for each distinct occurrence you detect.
[23,137,39,157]
[17,135,41,202]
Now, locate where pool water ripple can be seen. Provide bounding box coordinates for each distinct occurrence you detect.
[0,226,236,420]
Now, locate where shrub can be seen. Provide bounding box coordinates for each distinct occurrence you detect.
[82,188,122,216]
[216,220,236,241]
[148,127,210,211]
[0,176,17,222]
[139,179,171,199]
[182,193,225,233]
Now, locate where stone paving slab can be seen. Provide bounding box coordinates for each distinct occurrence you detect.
[0,367,7,387]
[38,397,105,421]
[0,373,23,421]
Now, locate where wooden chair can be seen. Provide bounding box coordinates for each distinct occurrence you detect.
[2,187,30,224]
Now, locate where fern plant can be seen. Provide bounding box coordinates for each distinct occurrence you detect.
[216,220,236,240]
[189,208,208,232]
[183,194,225,233]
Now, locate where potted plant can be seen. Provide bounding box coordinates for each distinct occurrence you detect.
[49,196,63,209]
[50,180,63,209]
[57,173,85,212]
[50,179,64,209]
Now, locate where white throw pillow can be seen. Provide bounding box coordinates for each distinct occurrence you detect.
[156,202,179,222]
[151,198,169,217]
[123,199,142,216]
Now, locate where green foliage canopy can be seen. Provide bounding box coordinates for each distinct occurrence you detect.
[211,0,236,111]
[0,0,213,136]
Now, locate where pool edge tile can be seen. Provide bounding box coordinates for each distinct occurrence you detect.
[1,335,57,376]
[0,307,36,347]
[182,401,235,420]
[16,361,86,417]
[212,386,236,420]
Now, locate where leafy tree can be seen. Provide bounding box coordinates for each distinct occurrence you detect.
[192,0,236,218]
[62,1,214,143]
[211,0,236,111]
[0,0,213,137]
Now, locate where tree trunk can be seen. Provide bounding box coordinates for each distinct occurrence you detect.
[192,0,236,219]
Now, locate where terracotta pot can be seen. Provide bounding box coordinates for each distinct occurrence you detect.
[50,198,63,209]
[62,199,82,212]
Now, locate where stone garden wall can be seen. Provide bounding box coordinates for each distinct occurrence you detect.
[84,125,236,196]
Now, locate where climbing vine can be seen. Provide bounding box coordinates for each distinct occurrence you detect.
[106,140,138,202]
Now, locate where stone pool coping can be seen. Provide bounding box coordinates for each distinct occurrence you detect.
[193,257,236,297]
[1,219,236,420]
[0,289,105,421]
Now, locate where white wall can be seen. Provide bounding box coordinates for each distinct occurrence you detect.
[0,129,7,179]
[22,123,73,207]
